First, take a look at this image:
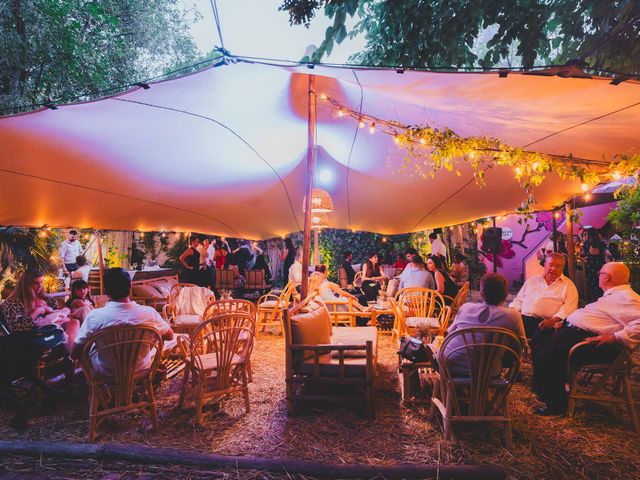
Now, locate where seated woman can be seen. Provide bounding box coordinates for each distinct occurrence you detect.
[0,269,79,352]
[449,253,469,285]
[438,273,526,376]
[426,255,459,302]
[361,251,387,301]
[308,269,368,313]
[65,280,95,323]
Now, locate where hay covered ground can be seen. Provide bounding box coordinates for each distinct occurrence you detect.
[1,333,639,480]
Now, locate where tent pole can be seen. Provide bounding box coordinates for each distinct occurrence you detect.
[565,201,576,281]
[313,229,319,266]
[301,74,316,300]
[552,210,558,252]
[96,231,105,295]
[492,217,498,273]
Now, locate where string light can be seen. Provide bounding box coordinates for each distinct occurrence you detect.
[337,109,345,117]
[612,170,621,180]
[83,233,90,240]
[161,232,166,238]
[39,230,47,238]
[515,167,523,176]
[584,193,592,201]
[419,138,426,145]
[382,236,388,243]
[394,136,400,144]
[554,211,561,219]
[369,122,376,134]
[581,183,589,192]
[319,93,327,100]
[139,231,145,238]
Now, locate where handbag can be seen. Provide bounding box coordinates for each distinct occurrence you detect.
[27,324,66,350]
[397,336,429,363]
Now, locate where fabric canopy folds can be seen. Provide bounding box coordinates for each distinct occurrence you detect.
[1,60,638,238]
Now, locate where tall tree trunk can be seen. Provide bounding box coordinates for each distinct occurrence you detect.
[10,0,28,97]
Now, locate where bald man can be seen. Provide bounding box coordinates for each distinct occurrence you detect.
[531,262,640,415]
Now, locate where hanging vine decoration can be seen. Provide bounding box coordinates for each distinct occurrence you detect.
[319,94,640,214]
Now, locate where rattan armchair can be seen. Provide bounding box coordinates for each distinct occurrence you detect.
[391,288,446,340]
[443,282,470,317]
[162,283,215,335]
[429,327,523,448]
[79,325,164,442]
[566,342,639,432]
[256,281,296,335]
[177,315,254,424]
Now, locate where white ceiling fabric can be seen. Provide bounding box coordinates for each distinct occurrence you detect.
[1,60,638,238]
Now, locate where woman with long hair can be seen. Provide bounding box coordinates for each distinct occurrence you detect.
[65,280,95,323]
[426,255,459,302]
[179,236,202,285]
[0,269,79,351]
[308,270,368,313]
[281,237,296,283]
[361,251,387,301]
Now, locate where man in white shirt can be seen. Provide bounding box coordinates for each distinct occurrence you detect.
[71,267,173,376]
[59,230,82,274]
[288,250,303,286]
[398,255,435,290]
[429,233,447,263]
[510,253,578,338]
[530,262,640,415]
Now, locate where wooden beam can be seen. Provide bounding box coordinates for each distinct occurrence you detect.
[96,231,105,295]
[313,228,319,266]
[566,201,576,281]
[0,440,507,480]
[301,74,316,300]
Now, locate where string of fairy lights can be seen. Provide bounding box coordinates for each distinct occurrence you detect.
[318,93,639,215]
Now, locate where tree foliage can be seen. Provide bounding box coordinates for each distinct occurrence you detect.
[1,0,202,113]
[280,0,640,74]
[608,188,640,292]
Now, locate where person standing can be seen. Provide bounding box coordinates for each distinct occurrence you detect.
[583,229,607,302]
[429,232,448,265]
[59,230,82,274]
[282,238,296,283]
[179,236,201,285]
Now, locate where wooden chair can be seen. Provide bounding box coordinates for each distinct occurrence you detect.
[566,342,639,432]
[429,327,523,448]
[177,316,254,424]
[283,298,377,418]
[337,267,349,289]
[391,288,445,340]
[162,283,215,335]
[322,297,365,327]
[390,297,451,340]
[256,281,296,335]
[203,299,257,381]
[245,270,269,294]
[79,325,164,441]
[443,281,470,317]
[215,270,236,291]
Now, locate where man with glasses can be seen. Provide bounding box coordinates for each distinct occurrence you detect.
[530,262,640,415]
[59,230,82,274]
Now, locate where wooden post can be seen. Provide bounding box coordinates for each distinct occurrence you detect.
[96,231,105,295]
[301,75,316,300]
[313,229,319,266]
[492,217,498,273]
[552,209,558,252]
[566,201,575,281]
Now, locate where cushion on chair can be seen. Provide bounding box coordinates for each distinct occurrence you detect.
[132,284,164,299]
[329,326,377,359]
[174,314,202,326]
[406,316,440,329]
[290,307,332,362]
[149,281,172,297]
[258,300,277,309]
[298,354,370,377]
[191,352,243,371]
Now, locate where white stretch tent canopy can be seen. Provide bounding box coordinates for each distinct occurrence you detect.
[1,60,639,238]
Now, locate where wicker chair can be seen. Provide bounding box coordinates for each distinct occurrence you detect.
[391,288,446,340]
[390,297,451,340]
[566,342,639,432]
[443,281,470,317]
[337,267,349,289]
[178,315,254,424]
[322,297,365,327]
[429,327,523,448]
[79,325,164,442]
[203,299,257,381]
[245,270,269,294]
[162,283,215,335]
[256,281,296,335]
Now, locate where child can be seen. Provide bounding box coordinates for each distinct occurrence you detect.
[66,280,95,323]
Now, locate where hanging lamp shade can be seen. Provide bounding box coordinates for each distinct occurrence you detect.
[303,188,334,213]
[311,213,330,229]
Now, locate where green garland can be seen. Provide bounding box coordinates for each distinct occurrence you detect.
[321,95,640,213]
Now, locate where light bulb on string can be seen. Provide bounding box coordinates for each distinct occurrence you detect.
[515,167,523,176]
[584,193,592,201]
[419,138,426,145]
[337,109,345,118]
[369,122,376,134]
[358,119,365,128]
[319,93,327,100]
[554,211,561,219]
[394,136,400,144]
[612,171,621,180]
[139,232,145,238]
[581,183,589,192]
